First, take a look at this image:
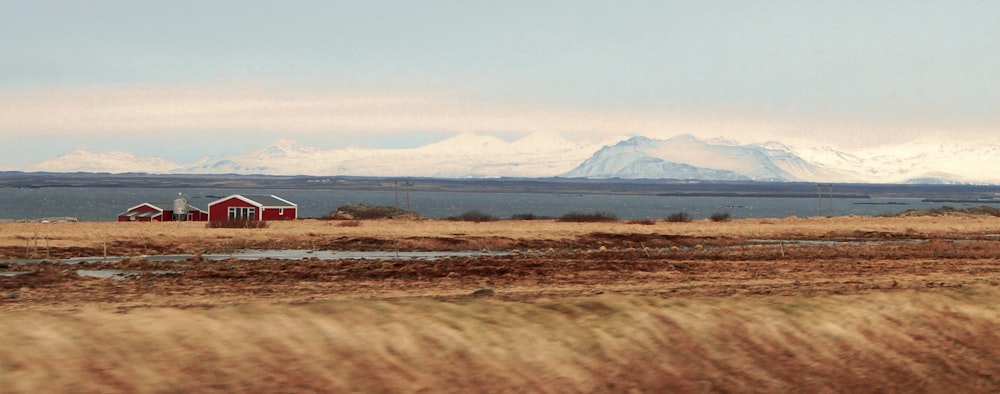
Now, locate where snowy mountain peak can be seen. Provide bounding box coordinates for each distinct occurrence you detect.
[424,133,509,152]
[563,135,842,181]
[756,141,793,152]
[705,137,741,146]
[253,139,317,159]
[619,135,658,146]
[673,133,712,142]
[29,148,179,174]
[793,139,1000,184]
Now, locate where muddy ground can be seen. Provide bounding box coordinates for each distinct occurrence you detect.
[2,217,999,312]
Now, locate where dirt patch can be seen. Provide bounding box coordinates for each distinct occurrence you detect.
[2,217,1000,311]
[582,232,732,248]
[0,264,81,290]
[4,242,1000,311]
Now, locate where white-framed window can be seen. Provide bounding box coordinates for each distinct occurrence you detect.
[278,208,284,215]
[228,206,256,220]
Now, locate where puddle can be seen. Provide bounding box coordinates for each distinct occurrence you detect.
[748,239,929,247]
[0,269,173,281]
[0,272,30,277]
[221,249,500,261]
[3,249,503,265]
[75,269,175,280]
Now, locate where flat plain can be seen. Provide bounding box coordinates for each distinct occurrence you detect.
[1,215,999,392]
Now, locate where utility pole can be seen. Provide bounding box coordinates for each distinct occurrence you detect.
[402,182,412,210]
[816,183,834,216]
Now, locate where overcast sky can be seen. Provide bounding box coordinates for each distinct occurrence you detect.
[2,1,998,168]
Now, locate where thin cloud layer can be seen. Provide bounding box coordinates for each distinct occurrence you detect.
[5,81,986,152]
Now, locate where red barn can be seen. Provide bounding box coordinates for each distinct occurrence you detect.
[207,194,298,222]
[117,202,209,222]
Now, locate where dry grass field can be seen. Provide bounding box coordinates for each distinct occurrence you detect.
[1,215,1000,392]
[1,215,998,259]
[2,291,1000,393]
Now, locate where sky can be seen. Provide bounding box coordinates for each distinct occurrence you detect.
[1,1,998,169]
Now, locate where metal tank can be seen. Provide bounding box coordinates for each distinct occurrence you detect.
[173,193,189,221]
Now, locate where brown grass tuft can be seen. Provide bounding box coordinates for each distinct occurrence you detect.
[558,212,618,222]
[336,220,362,227]
[206,220,269,229]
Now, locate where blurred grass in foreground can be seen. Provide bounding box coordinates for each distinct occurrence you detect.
[2,289,1000,392]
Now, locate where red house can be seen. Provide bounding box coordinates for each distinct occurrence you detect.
[207,194,298,222]
[117,202,209,222]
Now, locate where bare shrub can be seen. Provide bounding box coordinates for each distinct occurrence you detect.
[666,212,693,223]
[558,211,618,222]
[626,219,656,225]
[710,212,732,222]
[449,210,497,222]
[207,220,268,229]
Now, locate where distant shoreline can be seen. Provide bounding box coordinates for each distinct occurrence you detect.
[922,198,1000,203]
[655,192,871,199]
[2,171,999,197]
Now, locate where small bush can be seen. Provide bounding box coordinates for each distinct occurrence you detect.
[626,219,656,225]
[709,212,732,222]
[666,212,692,223]
[895,205,1000,217]
[207,220,269,229]
[326,204,421,220]
[511,213,537,220]
[558,211,618,222]
[449,210,497,222]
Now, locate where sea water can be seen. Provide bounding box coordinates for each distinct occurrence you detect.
[0,187,986,221]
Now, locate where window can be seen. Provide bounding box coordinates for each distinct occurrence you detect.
[278,208,284,215]
[228,206,256,220]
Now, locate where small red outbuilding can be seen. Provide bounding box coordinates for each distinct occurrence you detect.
[207,194,298,222]
[117,202,209,222]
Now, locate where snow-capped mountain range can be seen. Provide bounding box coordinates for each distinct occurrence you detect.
[25,133,1000,184]
[30,133,615,179]
[562,135,845,182]
[185,133,610,178]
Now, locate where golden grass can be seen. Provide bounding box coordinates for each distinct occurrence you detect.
[2,290,1000,392]
[0,216,1000,247]
[2,216,999,391]
[2,215,999,254]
